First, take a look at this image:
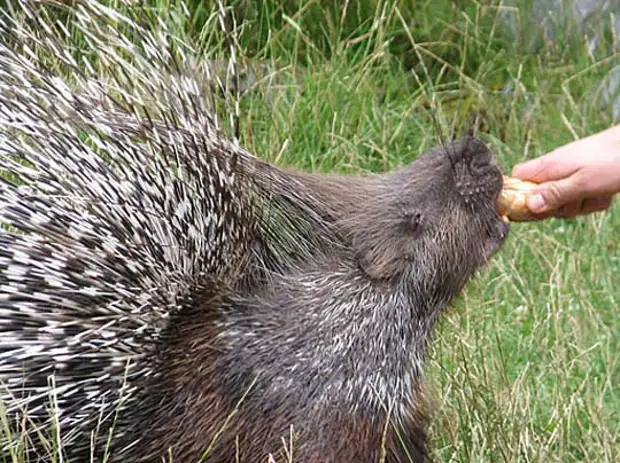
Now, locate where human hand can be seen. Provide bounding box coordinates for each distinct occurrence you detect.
[511,125,620,219]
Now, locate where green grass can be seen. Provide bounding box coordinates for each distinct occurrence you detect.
[2,0,619,461]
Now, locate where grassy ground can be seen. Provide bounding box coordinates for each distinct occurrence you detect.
[3,0,620,461]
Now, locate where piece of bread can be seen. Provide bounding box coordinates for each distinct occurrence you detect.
[498,176,539,222]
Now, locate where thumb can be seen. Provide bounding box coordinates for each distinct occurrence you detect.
[527,177,581,213]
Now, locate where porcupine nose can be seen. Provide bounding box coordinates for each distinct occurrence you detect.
[453,136,503,205]
[447,136,494,175]
[462,138,501,187]
[464,138,493,175]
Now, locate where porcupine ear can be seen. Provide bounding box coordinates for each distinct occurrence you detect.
[356,240,404,283]
[344,198,421,284]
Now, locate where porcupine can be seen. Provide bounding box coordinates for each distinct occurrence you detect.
[0,0,510,462]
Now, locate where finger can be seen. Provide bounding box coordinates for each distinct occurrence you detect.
[512,151,579,183]
[580,196,613,215]
[525,176,583,214]
[554,200,584,218]
[545,196,613,219]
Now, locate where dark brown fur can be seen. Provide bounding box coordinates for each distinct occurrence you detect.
[0,3,508,462]
[129,301,430,463]
[110,137,508,463]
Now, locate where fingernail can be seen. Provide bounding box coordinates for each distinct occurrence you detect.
[528,194,546,212]
[511,160,534,177]
[511,162,525,173]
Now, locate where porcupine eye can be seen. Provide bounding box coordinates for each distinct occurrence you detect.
[402,210,424,237]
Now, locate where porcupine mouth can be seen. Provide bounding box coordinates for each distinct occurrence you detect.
[485,169,511,260]
[473,147,514,228]
[465,148,510,260]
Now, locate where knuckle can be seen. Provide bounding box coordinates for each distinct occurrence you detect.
[543,183,565,205]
